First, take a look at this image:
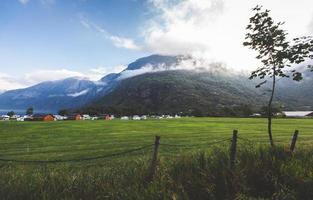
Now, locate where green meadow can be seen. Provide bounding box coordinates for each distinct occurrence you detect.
[0,117,312,161]
[1,117,313,200]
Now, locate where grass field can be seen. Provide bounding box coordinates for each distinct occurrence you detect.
[0,117,312,161]
[1,117,313,199]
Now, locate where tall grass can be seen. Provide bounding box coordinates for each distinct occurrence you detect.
[0,145,313,200]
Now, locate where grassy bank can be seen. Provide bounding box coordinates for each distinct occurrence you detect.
[0,146,313,200]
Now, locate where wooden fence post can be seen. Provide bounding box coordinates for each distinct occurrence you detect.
[146,135,161,182]
[290,130,299,153]
[230,130,238,169]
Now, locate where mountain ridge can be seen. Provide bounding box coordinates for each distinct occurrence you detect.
[0,54,312,114]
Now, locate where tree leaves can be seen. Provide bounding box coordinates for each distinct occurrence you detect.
[243,6,313,87]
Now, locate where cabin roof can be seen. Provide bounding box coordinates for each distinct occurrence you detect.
[283,111,313,117]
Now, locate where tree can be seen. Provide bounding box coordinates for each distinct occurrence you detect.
[259,105,282,117]
[58,109,69,116]
[26,107,34,116]
[244,6,313,146]
[7,111,15,117]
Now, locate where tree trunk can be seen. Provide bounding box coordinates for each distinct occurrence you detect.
[268,68,276,147]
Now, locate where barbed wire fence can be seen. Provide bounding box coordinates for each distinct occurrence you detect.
[0,129,304,181]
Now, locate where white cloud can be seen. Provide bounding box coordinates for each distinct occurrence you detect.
[309,16,313,34]
[0,65,127,91]
[0,73,26,91]
[109,36,141,50]
[23,69,83,85]
[18,0,30,5]
[117,57,230,80]
[40,0,55,6]
[79,16,141,50]
[143,0,313,70]
[118,64,160,80]
[144,0,225,55]
[88,65,126,80]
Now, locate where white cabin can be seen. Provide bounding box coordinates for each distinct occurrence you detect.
[82,114,91,120]
[133,115,141,120]
[1,115,10,121]
[121,116,129,120]
[140,115,147,120]
[283,111,313,118]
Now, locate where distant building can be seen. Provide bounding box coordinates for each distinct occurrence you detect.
[82,114,91,120]
[68,114,82,120]
[23,115,33,121]
[104,115,113,120]
[54,115,68,121]
[121,116,129,120]
[251,113,261,117]
[10,115,21,120]
[32,114,55,121]
[16,117,24,121]
[282,111,313,118]
[0,115,10,121]
[91,116,98,120]
[140,115,147,120]
[133,115,141,120]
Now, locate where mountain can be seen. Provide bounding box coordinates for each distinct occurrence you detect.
[82,56,313,115]
[0,54,312,114]
[276,71,313,110]
[0,77,100,111]
[83,70,265,116]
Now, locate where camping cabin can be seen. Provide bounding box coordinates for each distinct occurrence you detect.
[23,115,33,121]
[104,115,112,120]
[54,115,67,121]
[91,116,98,120]
[32,114,55,121]
[0,115,10,121]
[282,111,313,118]
[121,116,129,120]
[132,115,141,120]
[82,114,91,120]
[68,114,82,120]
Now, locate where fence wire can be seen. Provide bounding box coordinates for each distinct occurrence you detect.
[160,139,231,148]
[237,137,290,145]
[0,134,306,165]
[0,144,153,164]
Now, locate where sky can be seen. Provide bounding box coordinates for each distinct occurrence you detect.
[0,0,313,90]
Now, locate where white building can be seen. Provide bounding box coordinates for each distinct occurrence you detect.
[82,114,91,120]
[283,111,313,118]
[54,115,68,121]
[140,115,147,120]
[1,115,10,121]
[132,115,141,120]
[91,116,99,120]
[16,117,24,121]
[121,116,129,120]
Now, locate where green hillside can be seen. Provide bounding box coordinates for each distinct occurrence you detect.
[84,70,266,116]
